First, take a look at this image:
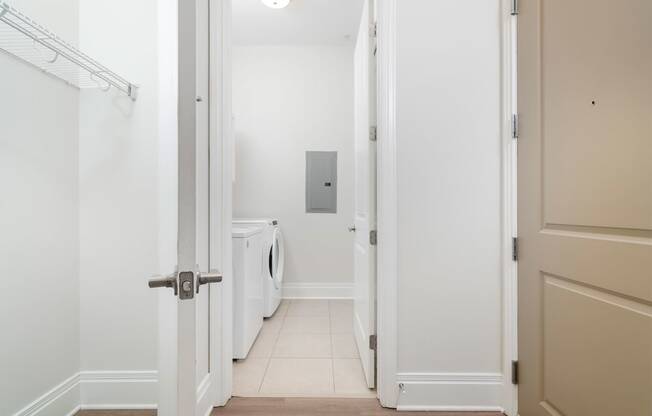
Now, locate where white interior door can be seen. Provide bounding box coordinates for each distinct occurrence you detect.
[353,0,377,389]
[152,0,224,415]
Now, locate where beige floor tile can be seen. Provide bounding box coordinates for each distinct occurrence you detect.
[233,358,269,396]
[286,299,330,317]
[247,327,280,358]
[330,312,354,333]
[262,315,284,334]
[274,300,290,316]
[270,302,289,319]
[333,359,375,396]
[273,332,332,358]
[282,316,331,333]
[330,306,353,319]
[329,299,353,314]
[259,358,334,395]
[331,333,359,358]
[330,304,353,318]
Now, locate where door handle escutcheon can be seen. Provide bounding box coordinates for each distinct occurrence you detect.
[197,270,223,293]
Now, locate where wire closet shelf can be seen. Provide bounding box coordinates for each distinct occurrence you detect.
[0,2,138,100]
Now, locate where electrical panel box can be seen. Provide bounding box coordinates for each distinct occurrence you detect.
[306,151,337,213]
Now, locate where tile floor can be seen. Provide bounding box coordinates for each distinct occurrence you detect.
[233,299,375,398]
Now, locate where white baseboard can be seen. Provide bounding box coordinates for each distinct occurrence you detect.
[12,373,80,416]
[79,371,158,410]
[395,372,505,412]
[282,282,353,299]
[12,371,158,416]
[14,368,504,413]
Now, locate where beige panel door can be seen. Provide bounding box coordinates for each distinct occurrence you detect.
[518,1,652,416]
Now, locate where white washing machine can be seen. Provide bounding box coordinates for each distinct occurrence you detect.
[232,225,264,359]
[233,218,284,318]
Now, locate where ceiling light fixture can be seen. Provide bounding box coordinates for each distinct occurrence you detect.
[261,0,290,9]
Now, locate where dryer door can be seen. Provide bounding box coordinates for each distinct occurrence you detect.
[270,228,285,290]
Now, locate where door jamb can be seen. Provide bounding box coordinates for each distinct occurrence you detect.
[501,0,519,414]
[157,0,180,414]
[209,0,234,407]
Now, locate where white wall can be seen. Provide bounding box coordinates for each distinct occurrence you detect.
[232,45,355,297]
[0,1,81,415]
[394,0,507,411]
[78,0,159,407]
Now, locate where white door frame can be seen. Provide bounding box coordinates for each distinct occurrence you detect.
[208,0,234,407]
[208,0,518,412]
[156,0,180,414]
[211,0,402,405]
[210,0,402,405]
[501,0,518,414]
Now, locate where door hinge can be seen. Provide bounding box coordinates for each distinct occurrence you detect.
[371,22,378,56]
[511,114,519,139]
[369,126,377,142]
[370,230,378,246]
[369,334,377,351]
[511,360,519,385]
[511,0,519,16]
[512,237,519,261]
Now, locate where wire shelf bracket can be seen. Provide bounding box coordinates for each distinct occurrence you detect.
[0,2,138,100]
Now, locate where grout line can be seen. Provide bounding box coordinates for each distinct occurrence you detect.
[331,357,337,394]
[257,357,272,394]
[328,299,333,333]
[257,302,288,393]
[329,300,337,394]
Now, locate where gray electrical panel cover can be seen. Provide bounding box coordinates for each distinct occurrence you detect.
[306,151,337,213]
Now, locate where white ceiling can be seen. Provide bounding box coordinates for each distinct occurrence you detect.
[232,0,365,46]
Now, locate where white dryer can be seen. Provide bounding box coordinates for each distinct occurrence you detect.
[232,225,264,359]
[233,218,284,317]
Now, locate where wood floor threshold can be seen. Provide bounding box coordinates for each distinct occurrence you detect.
[76,397,504,416]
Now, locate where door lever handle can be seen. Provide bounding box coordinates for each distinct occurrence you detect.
[197,270,223,293]
[348,226,356,232]
[148,274,178,296]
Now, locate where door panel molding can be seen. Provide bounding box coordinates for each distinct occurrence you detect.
[543,274,652,316]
